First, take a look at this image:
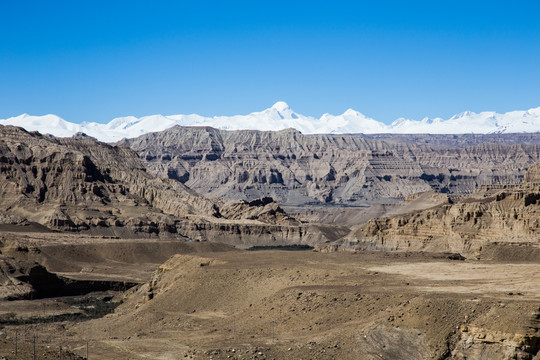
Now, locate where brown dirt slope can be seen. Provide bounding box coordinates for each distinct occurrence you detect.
[62,250,540,360]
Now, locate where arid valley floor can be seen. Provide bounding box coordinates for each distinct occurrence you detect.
[0,126,539,359]
[0,232,539,359]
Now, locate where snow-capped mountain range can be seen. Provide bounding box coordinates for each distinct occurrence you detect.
[2,101,540,143]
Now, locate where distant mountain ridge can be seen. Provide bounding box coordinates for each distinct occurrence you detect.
[2,101,540,142]
[120,126,540,206]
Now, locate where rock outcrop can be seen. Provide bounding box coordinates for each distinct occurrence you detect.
[120,126,540,205]
[323,163,540,254]
[0,125,336,247]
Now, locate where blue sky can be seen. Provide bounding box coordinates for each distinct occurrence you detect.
[1,1,540,124]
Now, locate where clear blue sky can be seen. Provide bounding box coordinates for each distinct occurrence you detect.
[1,1,540,124]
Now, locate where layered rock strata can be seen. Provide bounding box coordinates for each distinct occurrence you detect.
[120,126,540,205]
[0,126,336,246]
[323,164,540,254]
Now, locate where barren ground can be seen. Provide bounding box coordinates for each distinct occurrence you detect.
[0,231,538,359]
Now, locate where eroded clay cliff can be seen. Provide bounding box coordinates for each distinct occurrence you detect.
[120,126,540,205]
[0,126,337,246]
[323,163,540,254]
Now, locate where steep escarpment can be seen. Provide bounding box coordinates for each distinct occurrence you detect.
[0,127,210,232]
[120,126,540,205]
[0,126,333,246]
[324,164,540,254]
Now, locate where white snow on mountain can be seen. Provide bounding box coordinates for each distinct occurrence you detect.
[2,102,540,142]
